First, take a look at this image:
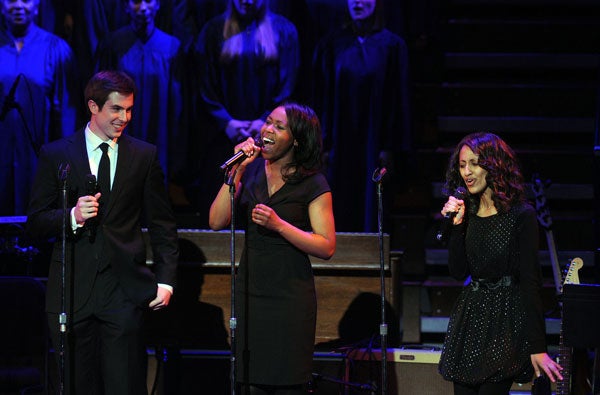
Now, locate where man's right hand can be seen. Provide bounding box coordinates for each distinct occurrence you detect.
[74,192,101,225]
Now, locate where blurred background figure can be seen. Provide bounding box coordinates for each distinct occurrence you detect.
[69,0,130,82]
[312,0,412,232]
[95,0,187,189]
[170,0,227,53]
[34,0,71,40]
[0,0,78,216]
[269,0,315,103]
[189,0,299,228]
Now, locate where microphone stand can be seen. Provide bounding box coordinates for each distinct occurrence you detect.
[1,74,41,157]
[58,163,70,395]
[224,166,238,395]
[372,167,388,395]
[13,96,40,157]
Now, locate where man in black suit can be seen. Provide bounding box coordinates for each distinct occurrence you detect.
[27,70,179,394]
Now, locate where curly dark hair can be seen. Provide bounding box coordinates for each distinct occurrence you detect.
[279,102,323,184]
[443,132,526,214]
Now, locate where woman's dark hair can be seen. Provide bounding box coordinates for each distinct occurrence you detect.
[443,132,526,214]
[84,70,136,111]
[280,102,323,184]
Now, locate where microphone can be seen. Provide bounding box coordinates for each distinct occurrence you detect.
[85,174,98,240]
[86,174,98,195]
[372,167,387,183]
[0,74,22,121]
[436,186,467,242]
[220,136,264,170]
[58,163,71,182]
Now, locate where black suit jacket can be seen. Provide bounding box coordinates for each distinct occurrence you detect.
[27,129,179,313]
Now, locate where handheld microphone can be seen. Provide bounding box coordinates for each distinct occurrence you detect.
[85,174,98,195]
[85,174,98,240]
[436,187,467,242]
[220,136,264,170]
[0,74,22,121]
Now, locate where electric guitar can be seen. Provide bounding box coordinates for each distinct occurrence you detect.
[556,257,583,395]
[531,176,589,394]
[531,257,583,395]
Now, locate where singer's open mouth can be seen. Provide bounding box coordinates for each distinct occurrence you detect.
[263,137,275,145]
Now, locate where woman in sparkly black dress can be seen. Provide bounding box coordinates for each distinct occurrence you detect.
[438,132,563,394]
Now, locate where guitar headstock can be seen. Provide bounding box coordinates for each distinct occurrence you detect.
[560,257,583,293]
[531,175,553,230]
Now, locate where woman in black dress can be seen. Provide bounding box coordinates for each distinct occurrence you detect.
[209,102,336,394]
[438,132,563,394]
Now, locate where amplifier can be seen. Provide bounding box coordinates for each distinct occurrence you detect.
[344,347,535,395]
[344,347,450,395]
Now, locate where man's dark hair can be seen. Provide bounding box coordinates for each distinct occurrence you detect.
[84,70,136,111]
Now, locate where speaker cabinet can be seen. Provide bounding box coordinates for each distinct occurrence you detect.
[343,348,536,395]
[344,348,450,395]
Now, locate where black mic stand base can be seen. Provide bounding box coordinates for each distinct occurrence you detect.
[309,372,377,394]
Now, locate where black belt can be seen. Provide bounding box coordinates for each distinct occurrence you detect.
[470,276,512,291]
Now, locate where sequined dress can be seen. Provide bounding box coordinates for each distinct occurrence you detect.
[439,203,546,385]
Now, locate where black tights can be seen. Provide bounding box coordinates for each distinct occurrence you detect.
[238,383,305,395]
[453,379,513,395]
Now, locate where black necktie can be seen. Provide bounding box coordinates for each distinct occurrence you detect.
[98,143,111,205]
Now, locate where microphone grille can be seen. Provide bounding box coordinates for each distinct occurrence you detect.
[454,187,467,199]
[85,174,97,194]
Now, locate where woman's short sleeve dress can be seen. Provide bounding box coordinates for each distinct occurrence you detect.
[235,159,331,385]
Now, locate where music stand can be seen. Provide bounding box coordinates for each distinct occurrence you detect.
[562,283,600,393]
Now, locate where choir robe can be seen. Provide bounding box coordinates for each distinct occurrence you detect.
[312,26,411,232]
[70,0,129,81]
[0,25,78,215]
[95,25,186,180]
